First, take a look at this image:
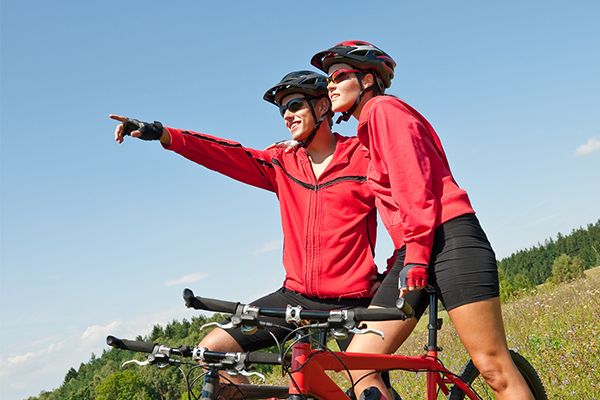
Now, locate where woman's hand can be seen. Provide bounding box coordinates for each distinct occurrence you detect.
[398,263,428,297]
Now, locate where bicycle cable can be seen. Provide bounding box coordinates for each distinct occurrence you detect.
[280,322,330,355]
[191,364,250,400]
[279,325,359,399]
[267,329,284,358]
[279,329,316,400]
[189,364,212,400]
[181,365,198,400]
[216,369,249,400]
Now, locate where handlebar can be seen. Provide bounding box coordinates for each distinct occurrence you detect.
[106,335,157,353]
[107,335,283,399]
[106,335,282,366]
[182,288,415,323]
[183,288,240,314]
[353,305,414,321]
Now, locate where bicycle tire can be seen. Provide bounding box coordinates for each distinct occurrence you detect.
[217,383,289,399]
[344,386,402,400]
[448,349,547,399]
[217,380,403,399]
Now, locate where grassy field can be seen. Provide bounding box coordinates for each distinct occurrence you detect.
[262,267,600,398]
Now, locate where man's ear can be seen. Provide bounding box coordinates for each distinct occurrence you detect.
[317,97,330,117]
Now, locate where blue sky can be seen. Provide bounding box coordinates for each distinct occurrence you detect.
[1,1,599,399]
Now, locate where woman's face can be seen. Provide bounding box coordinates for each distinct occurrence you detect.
[279,93,316,141]
[327,63,362,113]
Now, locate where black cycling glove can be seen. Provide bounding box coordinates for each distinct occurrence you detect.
[122,118,164,141]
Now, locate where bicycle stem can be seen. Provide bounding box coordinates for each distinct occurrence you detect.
[426,287,442,352]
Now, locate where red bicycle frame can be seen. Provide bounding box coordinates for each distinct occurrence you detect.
[286,347,478,399]
[286,289,480,399]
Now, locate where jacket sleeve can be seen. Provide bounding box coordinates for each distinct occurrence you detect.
[162,127,277,192]
[367,101,438,265]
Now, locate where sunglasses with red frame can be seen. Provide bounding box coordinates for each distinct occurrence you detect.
[326,69,361,84]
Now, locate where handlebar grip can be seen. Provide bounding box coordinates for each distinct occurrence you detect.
[353,306,413,322]
[106,335,156,353]
[183,288,240,313]
[395,297,415,318]
[246,352,282,365]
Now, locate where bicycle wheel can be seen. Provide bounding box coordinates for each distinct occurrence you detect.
[217,383,289,399]
[448,350,547,400]
[345,386,402,400]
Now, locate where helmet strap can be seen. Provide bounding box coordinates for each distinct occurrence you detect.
[335,72,375,124]
[299,97,326,148]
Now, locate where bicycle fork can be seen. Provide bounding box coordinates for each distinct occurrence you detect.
[288,333,352,400]
[200,368,220,400]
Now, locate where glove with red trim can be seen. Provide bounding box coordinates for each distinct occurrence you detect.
[399,263,428,290]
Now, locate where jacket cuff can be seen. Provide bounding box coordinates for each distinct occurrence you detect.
[162,127,184,153]
[405,242,431,266]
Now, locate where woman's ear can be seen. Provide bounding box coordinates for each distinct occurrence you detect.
[362,73,375,90]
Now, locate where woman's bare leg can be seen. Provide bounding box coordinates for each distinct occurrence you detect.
[345,307,418,399]
[448,297,534,399]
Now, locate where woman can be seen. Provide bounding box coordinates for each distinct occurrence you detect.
[311,41,534,399]
[110,71,380,387]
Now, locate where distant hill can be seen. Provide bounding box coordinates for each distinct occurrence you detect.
[27,221,600,399]
[497,219,599,300]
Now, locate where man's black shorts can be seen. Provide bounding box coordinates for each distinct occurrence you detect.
[226,287,371,351]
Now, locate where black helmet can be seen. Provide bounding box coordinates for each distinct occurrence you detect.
[311,40,396,89]
[264,70,328,105]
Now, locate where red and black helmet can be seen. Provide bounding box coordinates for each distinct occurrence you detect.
[311,40,396,89]
[263,70,328,106]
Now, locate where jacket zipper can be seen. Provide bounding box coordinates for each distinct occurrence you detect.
[304,153,320,296]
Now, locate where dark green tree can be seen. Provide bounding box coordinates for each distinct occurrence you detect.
[63,367,78,384]
[550,254,585,284]
[96,370,158,400]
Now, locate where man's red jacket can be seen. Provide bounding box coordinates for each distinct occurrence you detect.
[164,128,378,298]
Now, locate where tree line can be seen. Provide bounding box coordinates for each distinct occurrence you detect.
[27,219,599,399]
[28,314,229,400]
[498,219,600,300]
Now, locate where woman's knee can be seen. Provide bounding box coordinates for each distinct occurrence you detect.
[470,351,512,392]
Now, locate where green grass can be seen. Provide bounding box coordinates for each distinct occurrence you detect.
[259,267,600,398]
[500,267,599,398]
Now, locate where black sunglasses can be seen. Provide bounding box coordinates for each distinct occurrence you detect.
[278,98,309,117]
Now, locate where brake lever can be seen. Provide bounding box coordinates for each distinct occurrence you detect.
[200,321,234,331]
[122,359,150,367]
[330,329,349,340]
[227,369,267,382]
[349,326,385,339]
[122,351,180,369]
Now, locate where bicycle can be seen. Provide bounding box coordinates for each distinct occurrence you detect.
[106,334,289,399]
[108,287,547,399]
[107,290,405,400]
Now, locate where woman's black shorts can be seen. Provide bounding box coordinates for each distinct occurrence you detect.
[371,213,500,313]
[226,287,371,352]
